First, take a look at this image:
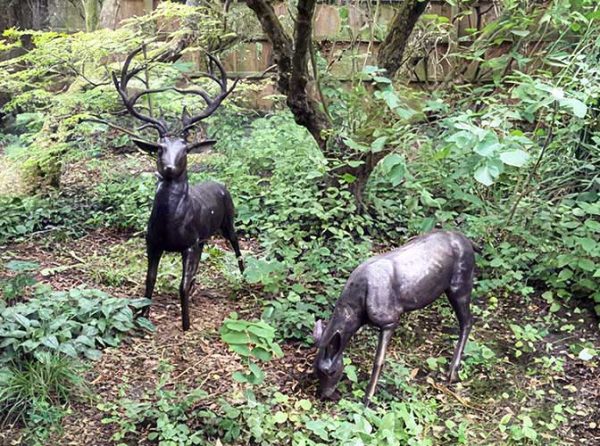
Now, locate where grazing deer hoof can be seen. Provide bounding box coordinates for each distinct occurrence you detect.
[448,370,458,384]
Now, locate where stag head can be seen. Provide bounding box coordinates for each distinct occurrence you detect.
[113,46,237,180]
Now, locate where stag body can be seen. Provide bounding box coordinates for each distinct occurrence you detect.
[313,231,476,403]
[112,47,243,331]
[141,138,244,332]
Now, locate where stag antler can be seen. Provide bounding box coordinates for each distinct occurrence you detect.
[112,46,170,137]
[175,53,239,135]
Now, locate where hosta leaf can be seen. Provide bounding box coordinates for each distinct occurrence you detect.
[41,335,59,350]
[84,348,103,360]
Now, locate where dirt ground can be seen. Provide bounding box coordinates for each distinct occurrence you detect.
[0,229,599,445]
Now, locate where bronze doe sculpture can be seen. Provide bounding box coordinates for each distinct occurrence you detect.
[313,230,477,404]
[113,47,244,331]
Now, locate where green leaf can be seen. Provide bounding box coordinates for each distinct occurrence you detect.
[251,347,272,362]
[560,97,587,118]
[41,335,59,350]
[295,399,312,411]
[221,332,251,345]
[136,317,155,332]
[13,313,31,329]
[58,343,78,357]
[474,165,498,186]
[5,260,39,272]
[84,348,103,360]
[232,371,248,383]
[474,132,500,157]
[500,149,530,167]
[371,136,387,153]
[380,153,406,186]
[273,411,288,423]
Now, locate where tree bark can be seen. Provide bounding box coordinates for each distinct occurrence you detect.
[377,0,430,77]
[99,0,121,29]
[81,0,100,31]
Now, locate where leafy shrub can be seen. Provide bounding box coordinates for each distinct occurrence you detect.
[220,315,283,385]
[0,354,86,426]
[0,286,153,363]
[0,195,85,244]
[0,260,38,304]
[88,173,154,232]
[98,363,209,445]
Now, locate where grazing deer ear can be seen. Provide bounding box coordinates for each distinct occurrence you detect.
[312,319,326,344]
[132,138,161,153]
[325,332,342,358]
[187,139,216,154]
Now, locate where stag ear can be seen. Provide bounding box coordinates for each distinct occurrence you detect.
[132,138,161,153]
[187,139,217,154]
[312,319,326,344]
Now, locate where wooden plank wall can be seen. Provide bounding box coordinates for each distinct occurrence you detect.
[223,1,500,83]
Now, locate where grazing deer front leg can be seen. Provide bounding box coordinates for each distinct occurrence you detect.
[364,326,395,405]
[180,242,203,331]
[142,247,163,318]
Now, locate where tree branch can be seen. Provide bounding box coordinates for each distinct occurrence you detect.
[377,0,430,78]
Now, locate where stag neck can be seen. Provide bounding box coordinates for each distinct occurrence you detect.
[156,170,189,194]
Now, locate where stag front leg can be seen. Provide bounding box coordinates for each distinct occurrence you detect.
[179,243,203,331]
[142,246,163,318]
[364,326,395,405]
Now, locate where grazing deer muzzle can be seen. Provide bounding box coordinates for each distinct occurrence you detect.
[312,230,478,404]
[112,46,244,331]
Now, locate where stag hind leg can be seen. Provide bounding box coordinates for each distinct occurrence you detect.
[446,287,473,383]
[221,218,244,274]
[180,242,203,331]
[142,246,163,318]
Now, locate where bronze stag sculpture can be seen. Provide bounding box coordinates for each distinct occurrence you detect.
[113,47,244,331]
[312,230,477,404]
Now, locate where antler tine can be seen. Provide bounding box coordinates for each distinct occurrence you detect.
[206,52,227,88]
[113,45,169,137]
[180,52,238,134]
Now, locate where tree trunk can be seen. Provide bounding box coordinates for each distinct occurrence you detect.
[377,0,430,77]
[99,0,121,29]
[81,0,100,31]
[247,0,430,206]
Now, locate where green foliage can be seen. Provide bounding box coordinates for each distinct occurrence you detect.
[0,354,86,427]
[0,285,153,364]
[220,315,283,385]
[0,195,87,243]
[88,173,154,232]
[0,261,38,304]
[98,362,208,446]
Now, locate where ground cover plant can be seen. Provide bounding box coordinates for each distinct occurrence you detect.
[0,0,599,445]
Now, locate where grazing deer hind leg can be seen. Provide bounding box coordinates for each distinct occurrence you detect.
[446,288,473,383]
